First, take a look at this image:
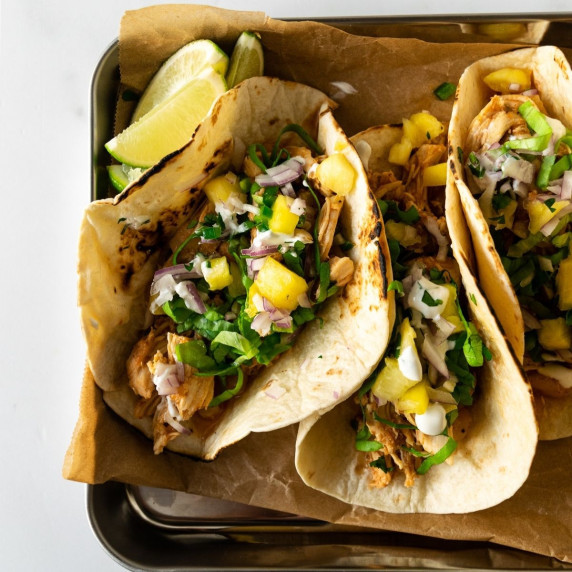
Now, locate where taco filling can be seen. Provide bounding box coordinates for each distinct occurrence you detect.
[355,113,488,487]
[126,125,357,453]
[462,69,572,401]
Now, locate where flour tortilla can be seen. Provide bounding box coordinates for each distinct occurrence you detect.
[78,77,393,460]
[295,125,537,514]
[448,46,572,440]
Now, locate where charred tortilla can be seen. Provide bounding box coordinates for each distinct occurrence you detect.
[78,77,392,460]
[295,122,537,513]
[448,46,572,440]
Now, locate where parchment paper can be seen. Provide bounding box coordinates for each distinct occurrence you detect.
[64,4,572,564]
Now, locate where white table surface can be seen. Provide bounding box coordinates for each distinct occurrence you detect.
[1,1,569,570]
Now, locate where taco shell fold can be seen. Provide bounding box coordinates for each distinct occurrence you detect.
[78,77,393,460]
[448,46,572,440]
[295,125,537,514]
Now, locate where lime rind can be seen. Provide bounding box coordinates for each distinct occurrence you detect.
[226,31,264,88]
[106,69,227,168]
[132,39,229,122]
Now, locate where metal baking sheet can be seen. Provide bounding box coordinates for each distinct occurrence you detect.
[88,14,572,571]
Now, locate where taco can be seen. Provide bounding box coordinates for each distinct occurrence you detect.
[295,116,537,513]
[449,46,572,440]
[78,77,392,460]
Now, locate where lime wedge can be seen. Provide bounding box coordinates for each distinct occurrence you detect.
[132,39,229,122]
[106,69,227,168]
[107,164,146,192]
[225,31,264,88]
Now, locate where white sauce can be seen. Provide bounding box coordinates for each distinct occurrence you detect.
[415,403,447,436]
[407,277,450,320]
[398,344,422,382]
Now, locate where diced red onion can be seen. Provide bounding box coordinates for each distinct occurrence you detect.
[152,264,202,288]
[540,203,572,236]
[246,256,267,279]
[174,281,206,314]
[255,157,304,187]
[280,182,296,198]
[508,83,521,92]
[164,405,192,435]
[422,335,450,379]
[433,316,457,345]
[275,316,293,329]
[153,363,181,396]
[290,197,307,216]
[521,89,538,97]
[251,312,273,337]
[264,385,286,400]
[175,361,185,382]
[241,244,279,257]
[512,179,530,198]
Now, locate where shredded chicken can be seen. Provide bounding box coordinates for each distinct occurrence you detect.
[465,94,534,153]
[284,146,317,172]
[318,195,345,260]
[165,333,215,421]
[127,324,169,399]
[329,256,355,287]
[152,399,180,455]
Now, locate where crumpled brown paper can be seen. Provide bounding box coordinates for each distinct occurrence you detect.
[64,4,572,564]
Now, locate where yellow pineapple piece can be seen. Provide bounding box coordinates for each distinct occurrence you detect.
[388,138,413,166]
[202,256,233,291]
[315,153,356,196]
[440,283,464,334]
[385,220,420,247]
[538,317,572,351]
[483,68,532,94]
[409,112,445,141]
[372,357,419,403]
[423,163,447,187]
[402,117,426,148]
[396,381,429,415]
[203,172,246,204]
[556,256,572,311]
[245,282,262,318]
[269,194,299,235]
[254,256,308,311]
[526,199,568,235]
[227,260,246,298]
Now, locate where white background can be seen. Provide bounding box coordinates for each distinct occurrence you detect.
[0,1,569,570]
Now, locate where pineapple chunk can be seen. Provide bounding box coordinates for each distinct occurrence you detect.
[269,194,299,235]
[402,117,426,148]
[202,257,233,291]
[254,256,308,311]
[526,199,568,235]
[227,260,246,298]
[556,256,572,311]
[440,283,464,334]
[245,282,262,318]
[388,138,413,166]
[315,153,356,196]
[409,112,445,141]
[397,381,429,415]
[538,317,572,351]
[423,163,447,187]
[203,172,246,204]
[483,68,532,94]
[385,220,420,247]
[372,357,419,403]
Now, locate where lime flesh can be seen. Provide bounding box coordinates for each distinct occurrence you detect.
[226,31,264,88]
[106,70,227,168]
[132,39,229,122]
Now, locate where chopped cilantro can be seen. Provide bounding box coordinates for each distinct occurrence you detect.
[421,289,442,307]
